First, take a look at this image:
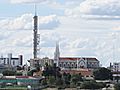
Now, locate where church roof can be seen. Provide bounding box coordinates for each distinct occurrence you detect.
[59,57,98,61]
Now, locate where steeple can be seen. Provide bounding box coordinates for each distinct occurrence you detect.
[54,42,60,66]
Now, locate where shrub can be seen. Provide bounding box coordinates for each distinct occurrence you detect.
[16,72,22,76]
[41,79,47,86]
[80,81,105,89]
[47,76,55,86]
[114,83,120,90]
[2,70,16,76]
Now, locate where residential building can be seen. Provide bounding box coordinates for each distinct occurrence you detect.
[111,62,120,72]
[109,62,120,82]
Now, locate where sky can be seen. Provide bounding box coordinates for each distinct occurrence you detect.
[0,0,120,67]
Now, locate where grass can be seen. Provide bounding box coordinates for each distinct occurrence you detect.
[0,86,27,90]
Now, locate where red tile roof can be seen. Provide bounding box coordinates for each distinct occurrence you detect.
[59,57,98,61]
[16,76,29,78]
[61,69,93,76]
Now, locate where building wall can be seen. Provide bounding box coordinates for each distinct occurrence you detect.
[0,53,23,67]
[112,63,120,72]
[29,57,54,70]
[39,57,54,67]
[58,58,99,70]
[87,60,99,69]
[59,60,77,69]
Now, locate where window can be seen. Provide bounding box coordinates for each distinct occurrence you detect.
[13,61,15,65]
[64,63,66,67]
[59,63,62,67]
[71,64,74,68]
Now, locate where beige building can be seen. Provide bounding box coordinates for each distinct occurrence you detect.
[39,57,54,67]
[28,57,54,70]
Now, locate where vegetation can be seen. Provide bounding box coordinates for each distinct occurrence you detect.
[80,81,106,89]
[15,72,22,76]
[16,66,23,71]
[40,63,109,89]
[27,69,37,76]
[114,83,120,90]
[70,73,83,87]
[41,79,47,86]
[93,67,113,80]
[2,63,113,89]
[47,76,56,87]
[42,63,61,78]
[41,63,87,88]
[2,70,16,76]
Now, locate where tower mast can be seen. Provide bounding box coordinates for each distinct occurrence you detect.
[33,4,38,59]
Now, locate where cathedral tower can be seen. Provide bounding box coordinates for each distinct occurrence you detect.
[54,42,60,66]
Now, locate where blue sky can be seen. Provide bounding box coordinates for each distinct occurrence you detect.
[0,0,64,17]
[1,0,120,67]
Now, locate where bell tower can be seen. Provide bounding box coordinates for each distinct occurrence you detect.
[54,42,60,66]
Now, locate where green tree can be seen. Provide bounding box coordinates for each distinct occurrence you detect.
[115,83,120,90]
[2,70,16,76]
[62,72,71,86]
[70,73,83,86]
[27,69,37,76]
[41,79,47,86]
[93,67,113,80]
[55,78,63,87]
[80,81,105,89]
[16,66,23,70]
[16,72,22,76]
[47,76,56,86]
[42,63,61,79]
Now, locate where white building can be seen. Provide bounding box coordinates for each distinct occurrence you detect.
[54,43,99,70]
[111,63,120,72]
[0,53,23,67]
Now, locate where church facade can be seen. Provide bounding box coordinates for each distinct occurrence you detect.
[54,43,99,70]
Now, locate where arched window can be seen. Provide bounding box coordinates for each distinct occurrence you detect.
[78,60,85,68]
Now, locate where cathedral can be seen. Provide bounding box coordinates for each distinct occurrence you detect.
[54,43,99,70]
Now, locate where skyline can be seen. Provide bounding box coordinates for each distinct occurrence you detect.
[1,0,120,66]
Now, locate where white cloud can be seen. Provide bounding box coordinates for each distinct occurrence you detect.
[1,13,120,66]
[81,15,120,20]
[39,15,60,30]
[65,0,120,18]
[0,14,60,30]
[79,0,120,15]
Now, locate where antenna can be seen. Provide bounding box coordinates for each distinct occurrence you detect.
[33,3,40,59]
[34,3,37,16]
[33,3,38,59]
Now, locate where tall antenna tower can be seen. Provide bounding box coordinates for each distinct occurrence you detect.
[33,4,40,59]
